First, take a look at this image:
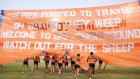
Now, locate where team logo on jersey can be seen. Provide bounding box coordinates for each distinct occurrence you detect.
[0,10,4,27]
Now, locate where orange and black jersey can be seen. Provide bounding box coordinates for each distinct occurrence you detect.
[51,56,56,62]
[58,58,63,63]
[70,57,74,61]
[34,56,40,62]
[75,57,81,65]
[87,55,97,64]
[54,55,58,61]
[44,55,50,61]
[24,58,29,62]
[64,57,69,62]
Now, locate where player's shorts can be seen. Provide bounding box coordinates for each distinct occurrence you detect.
[45,61,49,64]
[75,64,80,69]
[62,61,65,63]
[51,62,55,65]
[34,61,38,64]
[99,60,103,64]
[71,61,75,64]
[58,63,62,67]
[89,63,95,68]
[23,61,28,65]
[65,62,68,65]
[55,60,57,63]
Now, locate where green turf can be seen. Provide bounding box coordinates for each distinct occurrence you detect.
[0,58,140,79]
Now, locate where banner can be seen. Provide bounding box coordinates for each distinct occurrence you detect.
[0,1,140,69]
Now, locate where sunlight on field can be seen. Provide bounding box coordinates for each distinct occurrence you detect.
[0,57,140,79]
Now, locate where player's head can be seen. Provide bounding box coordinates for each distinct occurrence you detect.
[46,53,48,55]
[90,52,93,55]
[66,56,67,58]
[77,54,80,57]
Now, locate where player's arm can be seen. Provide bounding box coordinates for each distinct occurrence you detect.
[94,57,97,62]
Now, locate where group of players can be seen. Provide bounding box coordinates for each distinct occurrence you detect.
[22,52,107,79]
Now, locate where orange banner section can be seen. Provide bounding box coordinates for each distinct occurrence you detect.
[0,1,140,69]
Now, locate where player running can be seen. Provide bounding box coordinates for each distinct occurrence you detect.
[44,53,50,73]
[54,55,58,68]
[87,52,97,78]
[51,55,56,73]
[98,60,107,71]
[32,56,40,72]
[62,55,65,70]
[70,56,75,72]
[22,58,29,74]
[57,56,63,74]
[98,60,103,71]
[73,54,84,79]
[64,56,69,72]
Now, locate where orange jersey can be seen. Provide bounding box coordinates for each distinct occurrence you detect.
[51,56,55,62]
[44,55,50,61]
[54,56,57,61]
[88,55,96,63]
[62,56,65,60]
[58,58,63,63]
[24,58,29,62]
[34,56,40,61]
[65,58,69,62]
[70,57,74,61]
[75,57,81,65]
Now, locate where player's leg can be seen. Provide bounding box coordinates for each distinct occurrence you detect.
[22,64,25,74]
[103,63,107,70]
[89,67,92,77]
[35,63,38,72]
[51,62,53,73]
[98,61,102,71]
[71,62,73,72]
[71,63,74,72]
[74,65,77,78]
[66,62,68,70]
[64,63,66,72]
[32,62,36,71]
[52,62,55,73]
[45,62,47,72]
[58,63,62,74]
[55,60,57,68]
[76,67,79,79]
[58,63,60,74]
[92,64,95,77]
[51,65,53,73]
[60,64,62,73]
[25,64,29,71]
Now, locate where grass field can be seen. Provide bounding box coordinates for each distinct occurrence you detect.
[0,58,140,79]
